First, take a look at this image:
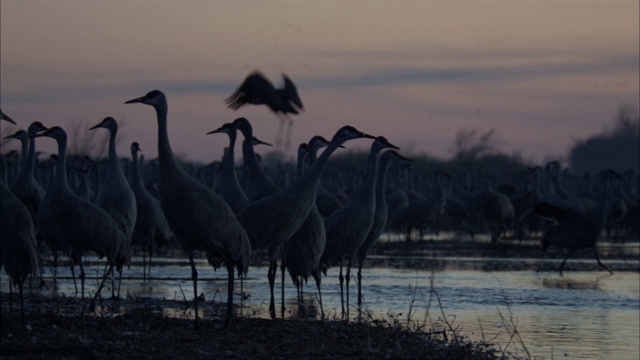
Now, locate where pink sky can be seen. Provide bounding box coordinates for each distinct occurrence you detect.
[1,0,638,164]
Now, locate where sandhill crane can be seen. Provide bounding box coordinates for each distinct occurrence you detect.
[207,122,249,213]
[125,90,251,328]
[281,136,335,318]
[129,142,173,280]
[232,117,280,202]
[356,150,409,307]
[4,123,47,225]
[89,117,136,297]
[533,169,621,275]
[321,136,399,319]
[225,71,304,149]
[6,122,49,288]
[0,112,39,323]
[33,126,130,312]
[236,125,376,319]
[90,117,137,240]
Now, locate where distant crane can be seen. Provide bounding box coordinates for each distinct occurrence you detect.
[533,169,621,275]
[225,71,304,149]
[125,90,251,328]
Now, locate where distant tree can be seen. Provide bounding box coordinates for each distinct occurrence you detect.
[569,105,640,173]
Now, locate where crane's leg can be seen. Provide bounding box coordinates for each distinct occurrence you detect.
[79,260,86,316]
[594,249,613,275]
[142,246,147,281]
[313,269,325,319]
[18,281,25,324]
[90,262,114,312]
[188,254,199,329]
[267,259,277,319]
[70,261,79,293]
[357,259,364,308]
[223,262,234,329]
[148,245,153,280]
[345,257,352,320]
[338,258,345,319]
[280,260,286,319]
[559,253,572,276]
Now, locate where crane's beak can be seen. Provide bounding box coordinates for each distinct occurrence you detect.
[252,136,273,147]
[206,128,223,135]
[125,96,144,104]
[1,112,17,125]
[89,122,102,131]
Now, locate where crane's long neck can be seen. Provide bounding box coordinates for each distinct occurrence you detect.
[241,132,262,178]
[375,157,393,210]
[106,126,125,180]
[131,150,143,192]
[354,147,380,206]
[19,137,28,172]
[223,131,238,181]
[292,141,341,195]
[26,136,37,179]
[155,104,182,175]
[55,137,71,192]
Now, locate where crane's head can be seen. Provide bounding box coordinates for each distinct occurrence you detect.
[27,121,48,137]
[233,117,253,135]
[4,129,27,141]
[32,126,67,142]
[206,122,235,136]
[0,109,17,125]
[89,117,119,133]
[372,136,400,154]
[125,90,167,108]
[331,125,376,146]
[131,142,141,154]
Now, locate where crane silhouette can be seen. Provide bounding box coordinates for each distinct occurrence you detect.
[33,126,130,313]
[356,150,409,308]
[207,122,249,213]
[225,71,304,149]
[236,125,376,319]
[281,136,335,318]
[232,117,281,202]
[125,90,251,328]
[0,111,39,324]
[533,169,621,275]
[321,136,399,319]
[90,117,137,297]
[129,142,173,280]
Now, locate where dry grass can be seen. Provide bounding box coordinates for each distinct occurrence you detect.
[0,292,516,360]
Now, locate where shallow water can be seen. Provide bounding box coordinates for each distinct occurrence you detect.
[3,254,639,360]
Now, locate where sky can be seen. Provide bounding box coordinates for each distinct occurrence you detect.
[1,0,638,164]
